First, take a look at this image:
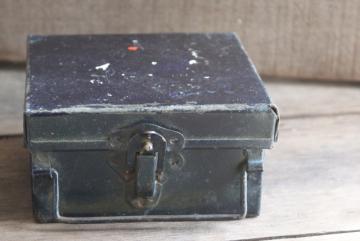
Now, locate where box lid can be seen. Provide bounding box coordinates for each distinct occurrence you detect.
[25,33,278,150]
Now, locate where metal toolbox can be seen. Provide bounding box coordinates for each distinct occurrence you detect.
[24,33,279,223]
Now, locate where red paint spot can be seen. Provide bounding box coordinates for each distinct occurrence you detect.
[128,45,139,51]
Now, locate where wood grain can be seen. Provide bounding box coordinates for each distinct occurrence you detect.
[1,114,360,240]
[0,68,25,135]
[266,79,360,118]
[1,0,360,81]
[281,232,360,241]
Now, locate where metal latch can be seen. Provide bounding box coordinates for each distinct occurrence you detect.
[136,135,158,199]
[109,123,184,209]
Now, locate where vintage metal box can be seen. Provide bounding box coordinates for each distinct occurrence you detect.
[24,33,279,223]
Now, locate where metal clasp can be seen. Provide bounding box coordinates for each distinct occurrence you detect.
[136,136,158,199]
[109,123,184,209]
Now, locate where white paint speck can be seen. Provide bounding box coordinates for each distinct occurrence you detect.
[203,76,210,79]
[90,79,103,85]
[107,93,112,97]
[148,73,153,77]
[132,39,139,44]
[130,75,136,78]
[191,50,199,58]
[189,59,197,65]
[151,61,157,65]
[95,63,110,71]
[121,73,125,77]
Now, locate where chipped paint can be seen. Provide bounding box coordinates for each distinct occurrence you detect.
[26,103,272,114]
[95,63,110,71]
[191,50,199,58]
[29,35,45,44]
[89,79,103,85]
[189,60,197,65]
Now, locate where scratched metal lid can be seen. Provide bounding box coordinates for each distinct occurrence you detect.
[25,33,271,114]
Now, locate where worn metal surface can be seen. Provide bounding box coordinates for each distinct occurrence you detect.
[26,33,270,112]
[25,33,278,223]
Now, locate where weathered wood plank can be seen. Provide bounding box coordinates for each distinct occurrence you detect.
[1,114,359,240]
[239,231,360,241]
[1,0,360,81]
[0,68,24,135]
[266,79,360,118]
[281,232,360,241]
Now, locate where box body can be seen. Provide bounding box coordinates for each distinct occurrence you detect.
[25,33,278,223]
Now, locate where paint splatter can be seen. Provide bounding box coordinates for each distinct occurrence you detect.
[189,59,197,65]
[107,93,112,97]
[128,45,139,51]
[148,73,153,77]
[203,76,210,79]
[151,61,157,65]
[95,63,110,71]
[191,50,199,58]
[89,79,103,85]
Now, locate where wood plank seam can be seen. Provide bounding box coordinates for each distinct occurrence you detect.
[231,229,360,241]
[281,112,360,120]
